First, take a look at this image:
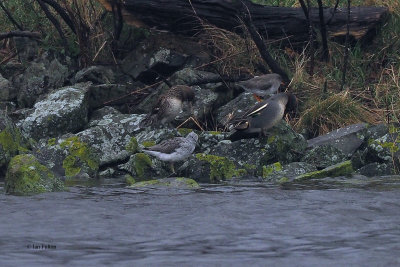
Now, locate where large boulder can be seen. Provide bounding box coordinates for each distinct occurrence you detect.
[302,144,347,169]
[18,83,91,140]
[0,110,29,176]
[33,134,100,181]
[5,154,65,195]
[12,55,69,108]
[307,123,367,156]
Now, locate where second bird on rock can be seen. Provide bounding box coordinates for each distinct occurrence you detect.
[237,73,284,101]
[140,85,195,128]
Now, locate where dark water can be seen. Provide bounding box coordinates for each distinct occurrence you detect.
[1,177,400,266]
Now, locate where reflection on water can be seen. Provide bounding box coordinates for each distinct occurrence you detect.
[1,177,400,266]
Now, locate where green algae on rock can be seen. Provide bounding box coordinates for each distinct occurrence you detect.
[125,175,136,186]
[195,153,246,181]
[133,153,153,178]
[0,110,30,173]
[126,136,139,154]
[295,160,353,180]
[262,162,282,179]
[129,177,199,189]
[60,136,99,178]
[5,154,64,195]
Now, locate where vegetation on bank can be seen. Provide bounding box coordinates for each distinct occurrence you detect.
[0,0,399,137]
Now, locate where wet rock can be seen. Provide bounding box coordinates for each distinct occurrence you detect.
[295,160,353,180]
[0,74,16,101]
[129,177,200,189]
[135,127,180,146]
[357,162,393,177]
[18,83,91,140]
[302,144,347,169]
[87,82,145,111]
[5,154,65,195]
[118,152,169,179]
[168,68,221,85]
[307,123,367,156]
[215,92,258,127]
[262,162,317,182]
[79,113,145,166]
[0,101,17,114]
[182,153,247,183]
[12,56,69,108]
[71,65,115,84]
[34,135,100,181]
[363,127,400,172]
[14,37,39,63]
[0,110,29,176]
[121,47,187,84]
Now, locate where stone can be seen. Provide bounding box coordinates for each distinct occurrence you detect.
[0,73,16,101]
[18,83,91,140]
[5,154,64,195]
[302,144,347,169]
[129,177,200,189]
[87,81,145,111]
[71,65,115,84]
[121,47,188,83]
[262,162,317,181]
[34,135,100,180]
[13,56,69,108]
[215,92,258,127]
[0,110,29,176]
[295,160,354,180]
[307,123,367,156]
[357,162,393,177]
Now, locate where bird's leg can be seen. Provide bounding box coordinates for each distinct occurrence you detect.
[253,93,262,102]
[169,162,176,174]
[261,128,270,138]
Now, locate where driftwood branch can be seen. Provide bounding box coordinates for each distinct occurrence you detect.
[0,31,41,40]
[37,0,68,47]
[241,4,290,84]
[40,0,76,34]
[317,0,329,61]
[97,0,388,44]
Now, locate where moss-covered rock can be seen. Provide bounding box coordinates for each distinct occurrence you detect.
[126,136,139,154]
[133,153,153,178]
[5,154,64,195]
[129,177,200,189]
[262,162,282,178]
[295,160,353,180]
[0,110,30,174]
[33,135,100,180]
[184,153,246,182]
[60,136,99,178]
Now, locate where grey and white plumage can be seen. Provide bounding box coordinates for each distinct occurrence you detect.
[142,132,198,172]
[228,92,297,141]
[140,85,195,127]
[237,73,283,98]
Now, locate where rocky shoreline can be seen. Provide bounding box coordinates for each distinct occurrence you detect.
[1,38,399,195]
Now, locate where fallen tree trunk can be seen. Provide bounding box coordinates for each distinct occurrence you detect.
[98,0,388,44]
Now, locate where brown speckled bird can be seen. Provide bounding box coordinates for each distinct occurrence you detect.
[140,85,195,127]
